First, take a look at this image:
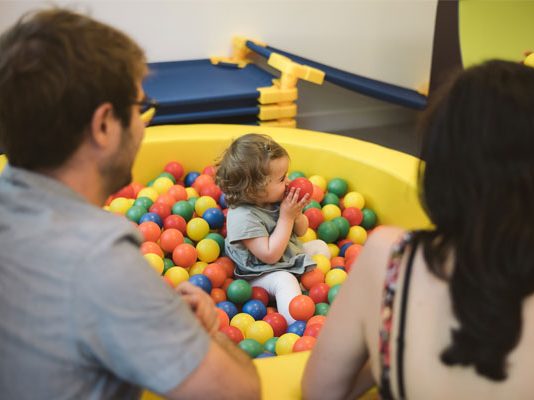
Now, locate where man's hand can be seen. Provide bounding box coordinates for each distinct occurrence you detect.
[176,281,219,335]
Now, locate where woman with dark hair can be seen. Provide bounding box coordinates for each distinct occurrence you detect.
[302,60,534,400]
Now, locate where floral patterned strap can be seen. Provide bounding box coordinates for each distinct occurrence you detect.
[378,231,415,400]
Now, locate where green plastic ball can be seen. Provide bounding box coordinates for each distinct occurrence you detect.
[238,338,264,358]
[187,197,199,209]
[125,205,146,223]
[361,208,377,230]
[264,337,278,354]
[288,171,306,180]
[133,196,153,210]
[227,279,252,304]
[183,237,194,246]
[315,302,330,316]
[158,172,176,183]
[331,216,350,239]
[327,178,348,198]
[328,284,342,304]
[206,233,225,254]
[172,200,194,221]
[317,221,340,243]
[322,192,340,206]
[303,200,322,212]
[163,258,175,274]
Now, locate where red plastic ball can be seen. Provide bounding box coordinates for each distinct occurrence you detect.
[149,202,171,220]
[221,325,244,344]
[163,214,187,234]
[306,315,326,327]
[308,283,330,304]
[168,185,188,202]
[222,278,234,292]
[303,323,323,338]
[263,312,288,337]
[304,208,325,230]
[159,228,184,253]
[202,165,216,177]
[192,174,215,192]
[172,243,197,268]
[215,256,235,278]
[140,241,164,258]
[251,286,270,306]
[287,177,314,201]
[203,263,227,288]
[138,221,161,242]
[113,184,135,199]
[330,256,345,268]
[300,268,325,290]
[216,307,230,329]
[342,207,364,226]
[155,193,176,208]
[200,184,222,201]
[293,336,317,352]
[344,243,362,261]
[289,295,315,321]
[164,161,184,180]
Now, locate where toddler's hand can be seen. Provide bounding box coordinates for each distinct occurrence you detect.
[281,187,310,220]
[176,281,219,336]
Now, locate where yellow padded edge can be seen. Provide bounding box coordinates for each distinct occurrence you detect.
[257,86,298,104]
[259,119,297,128]
[258,104,297,120]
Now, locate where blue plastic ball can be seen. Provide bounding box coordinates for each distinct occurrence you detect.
[184,171,201,187]
[339,242,353,257]
[188,274,212,294]
[287,320,306,336]
[219,193,228,209]
[139,212,163,228]
[256,352,275,358]
[217,301,238,320]
[202,207,225,229]
[242,299,267,320]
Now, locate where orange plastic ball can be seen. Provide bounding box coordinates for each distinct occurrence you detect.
[172,243,197,268]
[306,315,327,327]
[159,228,184,253]
[168,184,188,202]
[140,241,164,258]
[211,287,227,304]
[203,263,227,288]
[138,221,161,242]
[293,336,317,352]
[216,307,230,328]
[215,256,235,278]
[300,268,325,290]
[289,295,315,321]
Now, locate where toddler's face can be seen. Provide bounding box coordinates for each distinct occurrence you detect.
[258,156,290,205]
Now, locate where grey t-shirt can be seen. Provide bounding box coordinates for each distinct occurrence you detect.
[0,166,210,400]
[225,204,315,279]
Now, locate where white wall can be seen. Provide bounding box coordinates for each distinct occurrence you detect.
[0,0,437,133]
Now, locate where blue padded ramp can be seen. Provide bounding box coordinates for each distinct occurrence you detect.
[246,41,427,110]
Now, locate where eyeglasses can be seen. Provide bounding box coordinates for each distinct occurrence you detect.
[134,97,158,126]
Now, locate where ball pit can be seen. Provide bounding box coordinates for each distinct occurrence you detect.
[0,124,429,400]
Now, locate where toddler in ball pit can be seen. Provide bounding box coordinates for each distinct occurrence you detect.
[215,133,330,324]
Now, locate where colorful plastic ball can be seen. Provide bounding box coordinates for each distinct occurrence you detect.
[189,261,208,276]
[194,196,217,217]
[293,336,317,352]
[108,197,131,215]
[133,196,153,210]
[289,295,316,321]
[185,187,199,199]
[251,286,270,306]
[317,221,339,243]
[231,313,255,335]
[139,212,163,228]
[287,320,306,336]
[144,253,164,275]
[327,243,340,258]
[158,172,176,183]
[287,177,314,201]
[331,216,350,239]
[164,266,189,287]
[126,205,146,223]
[211,287,227,304]
[308,282,330,304]
[218,193,228,208]
[301,268,325,290]
[238,338,264,358]
[264,337,278,354]
[172,243,197,268]
[202,207,225,229]
[149,202,171,220]
[245,320,274,344]
[327,178,348,198]
[322,204,342,221]
[315,302,330,316]
[163,214,187,234]
[196,238,220,263]
[347,225,368,245]
[152,176,174,195]
[158,228,183,253]
[187,197,198,209]
[306,315,326,327]
[242,299,267,320]
[325,268,348,287]
[262,312,288,337]
[342,207,364,226]
[183,237,194,246]
[112,184,135,200]
[221,325,243,344]
[163,257,175,274]
[215,256,235,278]
[312,254,331,275]
[339,242,353,257]
[361,208,377,230]
[137,187,159,202]
[344,244,362,261]
[168,185,187,202]
[187,218,210,242]
[206,233,225,254]
[203,263,226,288]
[304,208,324,230]
[303,323,323,338]
[217,301,238,320]
[328,284,342,304]
[308,175,327,191]
[256,352,275,359]
[164,161,185,180]
[343,191,365,209]
[199,184,222,202]
[288,171,306,180]
[138,221,162,242]
[322,192,340,206]
[140,241,164,258]
[192,174,215,193]
[188,274,212,294]
[303,200,321,211]
[227,279,252,304]
[155,192,176,207]
[216,307,230,328]
[298,228,317,243]
[330,256,345,268]
[171,200,194,222]
[275,333,300,356]
[222,278,234,292]
[311,185,325,203]
[184,171,200,187]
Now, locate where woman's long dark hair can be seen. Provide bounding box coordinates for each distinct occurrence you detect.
[416,60,534,381]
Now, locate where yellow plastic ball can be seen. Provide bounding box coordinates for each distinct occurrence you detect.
[525,53,534,68]
[230,313,255,335]
[196,238,220,263]
[108,197,131,215]
[325,268,348,287]
[275,333,300,356]
[312,254,331,275]
[186,217,210,242]
[195,196,217,217]
[164,266,189,286]
[245,320,274,344]
[185,187,199,199]
[144,253,164,275]
[152,177,174,195]
[189,261,208,276]
[327,243,340,258]
[347,225,368,245]
[343,191,365,209]
[137,187,159,202]
[308,175,327,191]
[102,205,110,211]
[298,228,317,243]
[322,204,342,221]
